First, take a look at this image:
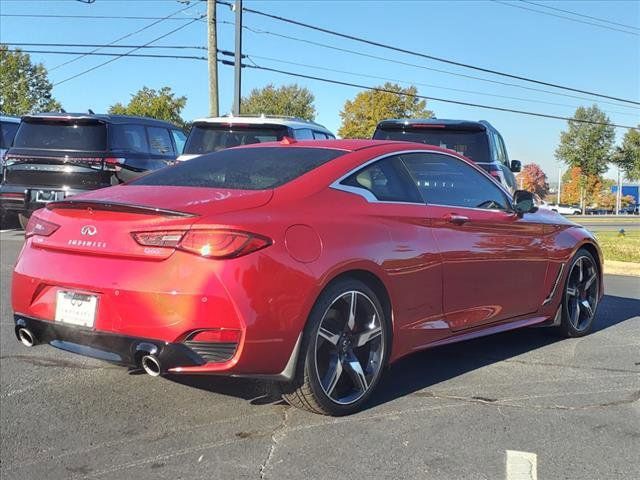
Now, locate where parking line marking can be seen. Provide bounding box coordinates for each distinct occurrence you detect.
[506,450,537,480]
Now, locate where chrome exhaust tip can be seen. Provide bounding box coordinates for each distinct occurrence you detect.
[17,328,36,347]
[141,355,162,377]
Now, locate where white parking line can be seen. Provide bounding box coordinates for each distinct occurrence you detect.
[506,450,537,480]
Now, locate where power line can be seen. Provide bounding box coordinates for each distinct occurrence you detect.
[218,1,640,106]
[218,58,638,130]
[47,3,199,72]
[238,23,639,111]
[6,42,206,50]
[241,53,639,119]
[521,0,639,31]
[53,15,203,86]
[17,49,207,60]
[492,0,639,36]
[0,13,201,21]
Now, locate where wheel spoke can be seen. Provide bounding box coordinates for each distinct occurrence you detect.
[355,323,382,347]
[572,298,581,326]
[566,286,578,297]
[584,272,597,290]
[346,292,357,331]
[318,326,340,346]
[344,352,368,392]
[578,257,584,282]
[581,299,594,318]
[323,358,343,396]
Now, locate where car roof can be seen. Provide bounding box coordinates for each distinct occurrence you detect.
[0,115,21,123]
[20,112,181,128]
[376,118,494,132]
[191,115,333,134]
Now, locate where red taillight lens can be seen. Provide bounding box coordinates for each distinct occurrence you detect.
[189,329,241,343]
[131,230,186,247]
[25,215,60,238]
[131,229,271,259]
[179,230,272,259]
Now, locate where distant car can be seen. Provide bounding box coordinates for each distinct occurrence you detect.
[0,115,20,159]
[178,115,335,161]
[373,118,521,192]
[547,204,582,215]
[0,113,186,228]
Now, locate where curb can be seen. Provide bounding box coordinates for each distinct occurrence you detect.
[603,260,640,277]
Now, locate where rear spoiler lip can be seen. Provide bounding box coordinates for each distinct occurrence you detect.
[45,199,197,218]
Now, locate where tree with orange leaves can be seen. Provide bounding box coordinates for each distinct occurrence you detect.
[516,163,549,197]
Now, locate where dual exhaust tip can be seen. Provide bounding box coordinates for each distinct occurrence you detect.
[16,326,163,378]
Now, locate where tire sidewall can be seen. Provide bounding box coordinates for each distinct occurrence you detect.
[302,278,390,416]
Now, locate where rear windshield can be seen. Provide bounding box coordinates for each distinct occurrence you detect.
[183,124,289,155]
[373,126,490,163]
[13,120,107,151]
[132,147,345,190]
[1,121,19,149]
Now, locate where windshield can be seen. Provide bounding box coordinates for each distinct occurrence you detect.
[373,126,490,163]
[13,119,107,151]
[132,147,345,190]
[0,121,20,149]
[183,124,289,155]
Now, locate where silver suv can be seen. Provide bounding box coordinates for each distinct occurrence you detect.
[178,115,335,161]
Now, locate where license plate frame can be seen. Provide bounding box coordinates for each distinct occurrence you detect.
[34,190,65,203]
[55,291,98,328]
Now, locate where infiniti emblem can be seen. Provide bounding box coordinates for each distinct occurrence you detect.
[80,225,97,236]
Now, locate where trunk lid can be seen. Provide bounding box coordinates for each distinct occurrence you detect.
[32,185,273,259]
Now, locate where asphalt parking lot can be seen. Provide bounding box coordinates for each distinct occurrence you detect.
[1,229,638,480]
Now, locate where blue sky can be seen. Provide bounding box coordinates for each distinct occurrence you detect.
[1,0,638,181]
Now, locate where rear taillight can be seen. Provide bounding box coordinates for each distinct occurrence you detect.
[179,230,271,259]
[104,157,125,171]
[25,215,60,238]
[131,229,271,259]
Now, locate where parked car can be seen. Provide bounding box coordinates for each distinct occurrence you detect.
[0,113,186,228]
[12,139,603,415]
[0,115,20,159]
[546,203,582,215]
[178,115,335,161]
[373,118,521,192]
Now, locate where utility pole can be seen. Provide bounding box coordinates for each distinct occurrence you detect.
[233,0,242,115]
[616,167,622,215]
[208,0,219,117]
[557,165,562,205]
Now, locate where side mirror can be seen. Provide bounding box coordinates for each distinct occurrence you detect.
[510,160,522,172]
[513,190,538,216]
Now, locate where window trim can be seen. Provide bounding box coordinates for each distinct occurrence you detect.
[331,149,514,211]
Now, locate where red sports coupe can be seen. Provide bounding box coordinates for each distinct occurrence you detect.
[12,140,603,415]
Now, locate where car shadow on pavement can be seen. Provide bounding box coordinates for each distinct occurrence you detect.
[167,293,639,410]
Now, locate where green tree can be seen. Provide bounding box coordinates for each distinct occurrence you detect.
[241,84,316,121]
[0,45,61,115]
[555,105,615,212]
[338,83,433,138]
[612,126,640,181]
[109,86,187,128]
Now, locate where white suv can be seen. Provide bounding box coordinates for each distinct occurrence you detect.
[178,115,335,161]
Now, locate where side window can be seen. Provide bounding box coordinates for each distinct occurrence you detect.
[294,128,314,140]
[171,129,186,154]
[312,131,328,139]
[491,131,507,165]
[341,156,423,203]
[401,153,510,210]
[497,134,509,166]
[109,124,149,153]
[147,127,174,155]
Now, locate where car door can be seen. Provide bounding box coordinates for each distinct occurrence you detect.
[400,152,548,331]
[334,154,445,350]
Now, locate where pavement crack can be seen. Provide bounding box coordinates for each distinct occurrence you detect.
[259,406,289,479]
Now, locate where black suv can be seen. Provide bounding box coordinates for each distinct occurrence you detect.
[1,113,186,227]
[373,119,521,192]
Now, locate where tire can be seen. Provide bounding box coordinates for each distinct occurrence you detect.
[18,213,30,230]
[281,278,390,416]
[557,248,600,338]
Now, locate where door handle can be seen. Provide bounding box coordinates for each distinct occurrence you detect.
[445,213,470,225]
